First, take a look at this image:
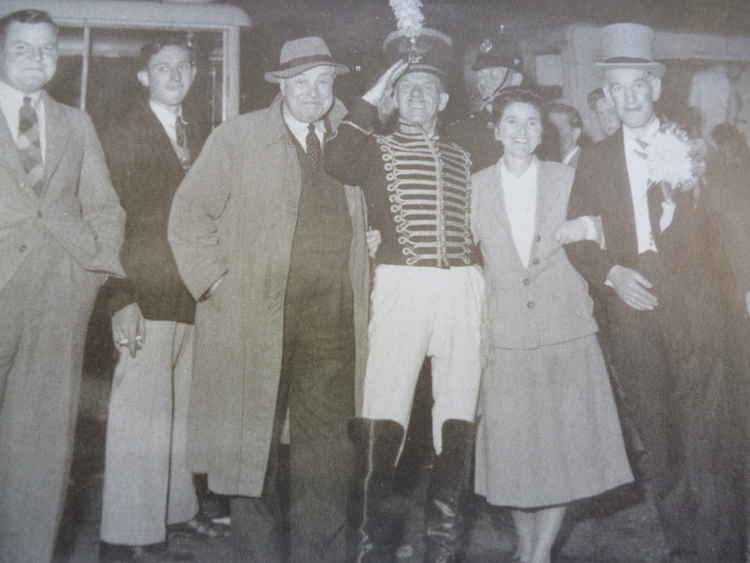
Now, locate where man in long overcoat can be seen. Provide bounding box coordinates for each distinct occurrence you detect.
[168,36,369,563]
[0,9,125,563]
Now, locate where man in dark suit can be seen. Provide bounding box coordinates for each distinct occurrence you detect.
[97,38,222,563]
[0,9,125,563]
[567,23,745,563]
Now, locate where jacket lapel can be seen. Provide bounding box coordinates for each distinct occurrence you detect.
[42,93,71,190]
[0,110,26,179]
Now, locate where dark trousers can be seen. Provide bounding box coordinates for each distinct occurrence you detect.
[232,268,355,563]
[606,284,745,562]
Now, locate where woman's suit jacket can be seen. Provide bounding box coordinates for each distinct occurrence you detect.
[471,159,597,350]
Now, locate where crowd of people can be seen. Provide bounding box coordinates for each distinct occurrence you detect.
[0,7,749,563]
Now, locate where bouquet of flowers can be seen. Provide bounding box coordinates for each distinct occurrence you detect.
[646,121,706,193]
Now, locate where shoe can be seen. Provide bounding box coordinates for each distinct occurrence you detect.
[167,514,230,540]
[99,541,194,562]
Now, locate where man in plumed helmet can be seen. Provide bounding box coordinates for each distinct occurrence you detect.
[445,33,524,172]
[326,28,483,563]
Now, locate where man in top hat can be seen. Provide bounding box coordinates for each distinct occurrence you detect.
[0,9,125,563]
[326,28,483,563]
[445,34,524,171]
[168,36,370,563]
[566,23,746,563]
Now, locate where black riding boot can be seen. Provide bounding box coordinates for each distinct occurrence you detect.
[424,419,477,563]
[348,418,407,563]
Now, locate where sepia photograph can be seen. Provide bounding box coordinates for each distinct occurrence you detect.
[1,1,750,562]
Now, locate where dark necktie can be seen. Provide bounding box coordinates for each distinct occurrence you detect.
[175,116,191,170]
[306,122,322,169]
[18,97,44,196]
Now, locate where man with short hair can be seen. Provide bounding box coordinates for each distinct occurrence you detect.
[169,36,369,563]
[567,23,745,563]
[97,37,220,563]
[546,101,584,167]
[326,28,483,563]
[446,34,524,171]
[587,87,621,139]
[0,9,125,563]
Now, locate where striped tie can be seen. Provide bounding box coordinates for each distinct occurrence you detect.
[175,116,191,170]
[18,97,44,196]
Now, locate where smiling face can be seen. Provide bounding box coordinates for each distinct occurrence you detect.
[0,21,58,93]
[604,67,661,131]
[280,65,336,124]
[138,44,195,110]
[495,101,542,160]
[394,71,449,129]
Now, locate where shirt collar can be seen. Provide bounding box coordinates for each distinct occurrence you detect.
[0,80,42,110]
[149,99,182,129]
[282,104,325,143]
[562,145,580,165]
[500,156,538,184]
[623,116,660,147]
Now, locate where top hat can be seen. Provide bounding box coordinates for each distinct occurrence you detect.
[383,27,453,77]
[265,36,350,83]
[595,23,665,77]
[471,35,523,73]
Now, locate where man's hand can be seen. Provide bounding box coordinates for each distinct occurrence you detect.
[362,60,409,109]
[112,303,145,358]
[366,229,382,259]
[607,265,658,311]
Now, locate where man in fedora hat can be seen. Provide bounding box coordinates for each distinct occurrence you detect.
[566,23,746,563]
[168,36,370,563]
[326,28,483,563]
[445,33,525,172]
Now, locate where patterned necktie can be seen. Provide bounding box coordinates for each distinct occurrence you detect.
[175,116,191,170]
[18,97,44,196]
[306,122,322,169]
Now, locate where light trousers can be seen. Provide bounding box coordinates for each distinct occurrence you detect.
[100,320,198,546]
[362,265,484,454]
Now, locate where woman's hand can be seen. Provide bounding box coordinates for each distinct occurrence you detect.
[366,229,382,259]
[555,218,590,245]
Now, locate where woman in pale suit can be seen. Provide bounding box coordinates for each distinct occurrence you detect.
[471,88,633,563]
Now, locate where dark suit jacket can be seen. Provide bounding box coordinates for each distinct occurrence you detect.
[100,98,208,323]
[567,128,737,359]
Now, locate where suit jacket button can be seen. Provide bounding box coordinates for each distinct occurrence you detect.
[19,245,27,253]
[527,300,535,309]
[37,210,43,218]
[522,277,530,286]
[535,234,541,242]
[531,257,540,266]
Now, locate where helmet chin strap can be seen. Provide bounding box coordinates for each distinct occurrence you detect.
[480,68,514,109]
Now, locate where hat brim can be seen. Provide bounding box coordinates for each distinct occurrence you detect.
[595,60,665,78]
[265,62,350,83]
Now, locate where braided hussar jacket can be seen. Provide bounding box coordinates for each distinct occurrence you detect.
[325,99,479,268]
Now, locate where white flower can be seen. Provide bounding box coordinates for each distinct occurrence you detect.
[646,122,704,192]
[389,0,424,39]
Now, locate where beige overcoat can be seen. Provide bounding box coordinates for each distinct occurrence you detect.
[168,95,369,497]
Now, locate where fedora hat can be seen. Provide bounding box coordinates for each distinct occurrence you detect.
[383,27,453,78]
[595,23,665,77]
[265,36,349,83]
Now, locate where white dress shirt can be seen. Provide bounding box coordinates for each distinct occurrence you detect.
[0,80,46,162]
[622,118,675,254]
[282,105,325,152]
[500,157,539,268]
[149,100,183,144]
